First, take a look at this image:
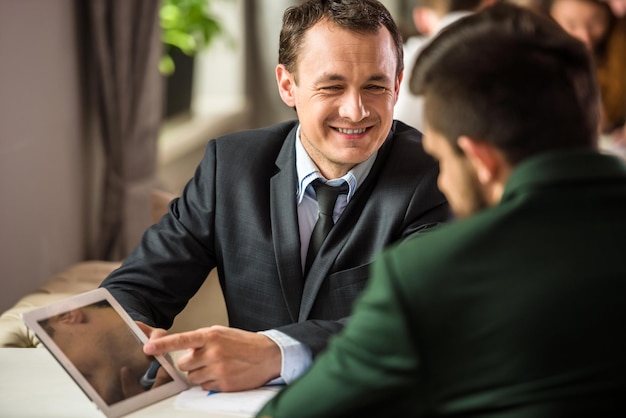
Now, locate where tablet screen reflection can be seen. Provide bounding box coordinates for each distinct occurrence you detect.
[38,300,174,405]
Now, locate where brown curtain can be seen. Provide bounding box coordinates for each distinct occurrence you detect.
[243,0,298,128]
[83,0,163,260]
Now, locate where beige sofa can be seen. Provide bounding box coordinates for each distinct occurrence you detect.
[0,190,228,348]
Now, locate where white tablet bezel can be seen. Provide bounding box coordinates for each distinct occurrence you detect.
[21,287,188,418]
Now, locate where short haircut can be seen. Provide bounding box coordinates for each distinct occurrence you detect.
[278,0,404,82]
[410,3,599,164]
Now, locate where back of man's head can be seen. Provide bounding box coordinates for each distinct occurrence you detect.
[410,3,599,165]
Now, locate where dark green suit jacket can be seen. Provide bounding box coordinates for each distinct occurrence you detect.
[257,150,626,417]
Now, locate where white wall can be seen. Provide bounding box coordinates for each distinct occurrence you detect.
[0,0,85,312]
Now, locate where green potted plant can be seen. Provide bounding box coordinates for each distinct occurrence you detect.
[159,0,228,117]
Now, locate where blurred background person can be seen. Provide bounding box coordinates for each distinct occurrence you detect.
[394,0,495,132]
[602,0,626,16]
[548,0,626,155]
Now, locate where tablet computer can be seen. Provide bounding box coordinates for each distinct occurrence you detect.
[21,287,188,418]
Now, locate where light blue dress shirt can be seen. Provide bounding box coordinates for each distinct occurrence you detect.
[260,124,377,384]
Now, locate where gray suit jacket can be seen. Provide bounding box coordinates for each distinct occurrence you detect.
[101,120,450,355]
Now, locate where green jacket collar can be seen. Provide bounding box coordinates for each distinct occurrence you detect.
[502,149,626,203]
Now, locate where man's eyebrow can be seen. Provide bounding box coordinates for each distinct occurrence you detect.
[315,73,346,83]
[367,74,392,83]
[314,73,393,84]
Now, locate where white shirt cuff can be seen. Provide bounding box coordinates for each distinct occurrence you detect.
[259,329,312,384]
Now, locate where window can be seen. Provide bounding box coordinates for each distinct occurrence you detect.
[158,0,247,192]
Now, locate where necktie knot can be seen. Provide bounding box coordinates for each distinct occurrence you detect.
[311,179,348,217]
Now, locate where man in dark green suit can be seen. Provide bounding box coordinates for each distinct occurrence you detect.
[257,3,626,417]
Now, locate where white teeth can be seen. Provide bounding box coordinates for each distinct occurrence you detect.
[337,128,366,134]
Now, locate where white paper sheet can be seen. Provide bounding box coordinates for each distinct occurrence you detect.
[174,385,282,416]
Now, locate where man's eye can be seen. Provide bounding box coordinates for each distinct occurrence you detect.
[366,85,386,91]
[321,85,342,91]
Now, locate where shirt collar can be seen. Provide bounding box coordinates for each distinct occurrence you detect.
[295,124,377,203]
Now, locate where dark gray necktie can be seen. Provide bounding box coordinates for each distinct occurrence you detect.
[305,179,348,274]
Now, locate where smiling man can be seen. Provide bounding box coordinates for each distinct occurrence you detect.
[100,0,449,393]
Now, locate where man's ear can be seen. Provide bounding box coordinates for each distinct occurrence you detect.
[457,136,502,185]
[276,64,296,107]
[394,70,403,103]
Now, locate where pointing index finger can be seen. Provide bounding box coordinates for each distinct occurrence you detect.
[144,330,208,355]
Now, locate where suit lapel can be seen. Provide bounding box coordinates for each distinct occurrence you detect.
[271,128,305,322]
[299,231,348,321]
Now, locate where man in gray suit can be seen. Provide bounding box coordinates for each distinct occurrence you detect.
[100,0,449,392]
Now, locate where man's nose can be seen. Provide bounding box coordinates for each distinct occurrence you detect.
[338,90,370,122]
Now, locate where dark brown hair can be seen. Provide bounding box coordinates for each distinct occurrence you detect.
[278,0,404,81]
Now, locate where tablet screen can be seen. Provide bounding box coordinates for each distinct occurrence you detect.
[22,288,188,417]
